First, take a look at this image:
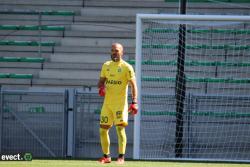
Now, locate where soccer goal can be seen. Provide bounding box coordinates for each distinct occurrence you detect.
[134,14,250,162]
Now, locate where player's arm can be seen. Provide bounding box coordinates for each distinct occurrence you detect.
[128,78,138,115]
[98,77,106,88]
[98,62,107,96]
[129,78,138,103]
[98,77,106,97]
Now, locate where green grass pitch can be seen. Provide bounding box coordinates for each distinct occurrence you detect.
[0,160,250,167]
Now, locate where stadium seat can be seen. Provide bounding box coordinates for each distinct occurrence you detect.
[0,9,75,16]
[0,25,65,31]
[0,56,45,63]
[0,40,55,46]
[0,73,32,79]
[0,0,249,91]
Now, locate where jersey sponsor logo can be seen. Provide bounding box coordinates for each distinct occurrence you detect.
[106,79,122,85]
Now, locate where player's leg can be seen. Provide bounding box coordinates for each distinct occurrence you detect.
[99,105,113,164]
[115,125,126,164]
[113,105,128,164]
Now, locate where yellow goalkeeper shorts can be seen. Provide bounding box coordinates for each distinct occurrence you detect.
[100,104,128,126]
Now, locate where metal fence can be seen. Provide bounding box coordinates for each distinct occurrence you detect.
[138,94,250,161]
[0,89,250,161]
[0,89,67,158]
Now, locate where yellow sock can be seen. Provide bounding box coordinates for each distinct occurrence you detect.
[100,128,110,155]
[116,126,127,154]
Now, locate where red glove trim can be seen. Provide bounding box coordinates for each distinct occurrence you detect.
[98,86,105,97]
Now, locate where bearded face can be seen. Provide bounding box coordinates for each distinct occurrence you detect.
[111,44,123,62]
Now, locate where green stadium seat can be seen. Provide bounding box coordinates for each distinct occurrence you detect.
[9,73,33,79]
[0,57,45,63]
[20,57,45,63]
[41,26,65,31]
[0,73,33,79]
[128,59,250,67]
[0,73,9,78]
[0,56,19,62]
[0,25,65,31]
[142,44,250,50]
[41,10,75,16]
[0,40,55,46]
[0,9,75,16]
[142,76,250,84]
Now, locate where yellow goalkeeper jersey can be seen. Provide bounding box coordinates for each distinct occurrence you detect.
[100,59,135,106]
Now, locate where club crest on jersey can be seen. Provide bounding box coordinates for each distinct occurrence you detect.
[117,68,122,72]
[116,111,122,119]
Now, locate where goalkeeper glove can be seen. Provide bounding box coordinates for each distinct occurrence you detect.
[98,86,105,97]
[128,102,138,116]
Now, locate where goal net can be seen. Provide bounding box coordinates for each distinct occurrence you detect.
[133,14,250,162]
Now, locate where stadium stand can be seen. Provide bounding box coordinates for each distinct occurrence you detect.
[0,0,250,91]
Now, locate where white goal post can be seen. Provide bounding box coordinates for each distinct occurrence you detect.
[134,14,250,162]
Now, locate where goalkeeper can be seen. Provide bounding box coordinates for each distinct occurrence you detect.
[97,43,138,164]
